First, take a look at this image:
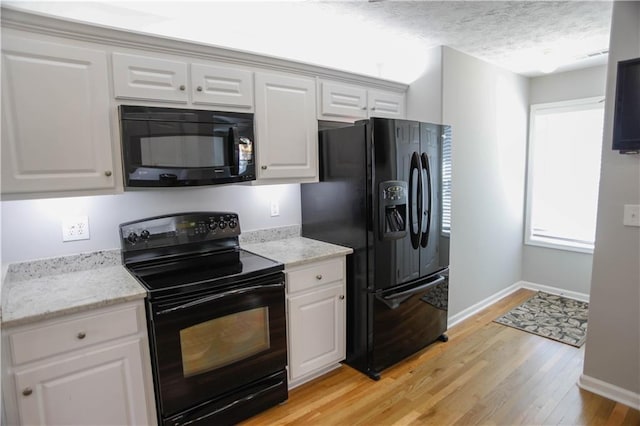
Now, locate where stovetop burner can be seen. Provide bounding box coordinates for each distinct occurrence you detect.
[120,212,283,298]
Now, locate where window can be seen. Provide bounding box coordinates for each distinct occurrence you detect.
[525,97,604,253]
[441,126,452,236]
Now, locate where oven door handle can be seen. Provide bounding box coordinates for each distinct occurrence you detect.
[156,283,283,316]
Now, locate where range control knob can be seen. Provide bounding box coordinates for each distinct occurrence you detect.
[228,219,238,229]
[208,221,218,231]
[140,230,150,240]
[218,221,227,230]
[127,232,139,243]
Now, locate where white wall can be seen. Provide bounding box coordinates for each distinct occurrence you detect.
[1,184,301,263]
[523,65,607,295]
[529,65,607,105]
[406,46,443,124]
[442,47,529,317]
[582,0,640,400]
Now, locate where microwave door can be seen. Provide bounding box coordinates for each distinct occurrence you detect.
[228,126,240,176]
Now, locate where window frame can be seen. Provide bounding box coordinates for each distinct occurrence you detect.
[441,125,452,237]
[524,96,604,254]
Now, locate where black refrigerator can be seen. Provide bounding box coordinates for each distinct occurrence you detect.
[301,118,451,380]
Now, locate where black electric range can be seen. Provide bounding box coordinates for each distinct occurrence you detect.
[120,212,287,426]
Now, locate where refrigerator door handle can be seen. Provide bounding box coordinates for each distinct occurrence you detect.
[420,152,433,248]
[409,152,422,249]
[377,275,446,309]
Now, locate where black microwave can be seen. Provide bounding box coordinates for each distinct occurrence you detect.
[120,106,255,187]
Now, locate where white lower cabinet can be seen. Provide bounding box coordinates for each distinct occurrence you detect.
[2,301,156,426]
[285,257,346,388]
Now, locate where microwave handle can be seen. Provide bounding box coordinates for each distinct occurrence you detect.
[229,126,240,175]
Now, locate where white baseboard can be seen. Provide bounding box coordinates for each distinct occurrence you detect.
[448,280,590,328]
[579,374,640,410]
[519,281,590,303]
[448,282,521,328]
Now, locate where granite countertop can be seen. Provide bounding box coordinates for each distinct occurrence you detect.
[242,237,353,268]
[1,229,353,328]
[1,265,146,328]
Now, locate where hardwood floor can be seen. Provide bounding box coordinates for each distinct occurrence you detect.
[242,289,640,425]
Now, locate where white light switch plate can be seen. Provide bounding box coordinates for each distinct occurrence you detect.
[270,201,280,217]
[623,204,640,227]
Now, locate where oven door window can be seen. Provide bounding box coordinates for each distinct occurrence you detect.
[180,307,270,377]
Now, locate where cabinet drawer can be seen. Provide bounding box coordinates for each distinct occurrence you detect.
[9,303,142,365]
[287,258,344,294]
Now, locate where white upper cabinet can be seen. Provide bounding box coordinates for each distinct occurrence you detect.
[1,35,116,195]
[112,52,189,103]
[254,72,318,182]
[113,53,254,110]
[191,63,253,110]
[368,89,406,119]
[317,80,406,122]
[319,81,368,121]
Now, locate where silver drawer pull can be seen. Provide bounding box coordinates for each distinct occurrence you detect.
[22,388,32,396]
[104,170,112,177]
[179,85,186,91]
[77,331,86,340]
[316,274,323,280]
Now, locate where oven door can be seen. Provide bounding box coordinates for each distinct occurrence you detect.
[148,272,286,418]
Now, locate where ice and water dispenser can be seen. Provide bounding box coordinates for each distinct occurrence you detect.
[379,180,408,240]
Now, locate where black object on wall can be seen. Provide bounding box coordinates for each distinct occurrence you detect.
[612,57,640,154]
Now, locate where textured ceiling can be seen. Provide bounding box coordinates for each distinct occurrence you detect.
[4,1,614,83]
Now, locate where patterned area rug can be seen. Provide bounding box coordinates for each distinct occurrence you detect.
[494,292,589,347]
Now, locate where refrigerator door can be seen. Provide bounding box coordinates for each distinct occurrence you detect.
[372,119,422,290]
[419,123,447,277]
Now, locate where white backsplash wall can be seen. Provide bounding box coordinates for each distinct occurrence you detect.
[1,184,301,264]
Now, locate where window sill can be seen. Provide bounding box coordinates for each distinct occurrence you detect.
[525,237,594,255]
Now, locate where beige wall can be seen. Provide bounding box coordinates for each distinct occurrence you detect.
[582,0,640,400]
[442,47,529,317]
[406,46,443,124]
[522,65,607,296]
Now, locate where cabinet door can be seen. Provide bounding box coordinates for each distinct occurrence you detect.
[287,283,345,380]
[191,63,253,110]
[367,89,406,119]
[318,81,368,121]
[112,52,188,103]
[14,339,152,426]
[254,72,318,181]
[1,36,115,194]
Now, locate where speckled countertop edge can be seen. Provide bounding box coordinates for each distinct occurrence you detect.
[242,237,353,268]
[0,226,350,327]
[1,265,146,328]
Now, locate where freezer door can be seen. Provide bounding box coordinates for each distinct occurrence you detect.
[370,273,448,375]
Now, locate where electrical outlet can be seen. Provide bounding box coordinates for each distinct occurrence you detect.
[623,204,640,227]
[62,216,90,242]
[270,201,280,217]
